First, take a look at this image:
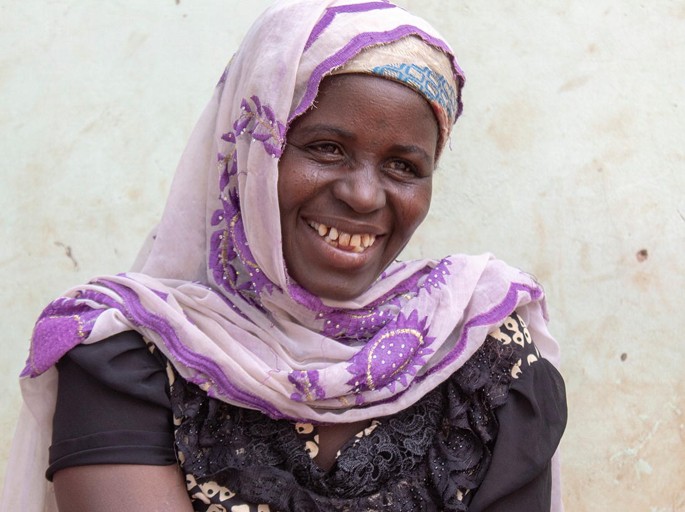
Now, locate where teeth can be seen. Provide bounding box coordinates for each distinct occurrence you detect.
[307,221,376,251]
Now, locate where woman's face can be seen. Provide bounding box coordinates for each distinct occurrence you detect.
[278,74,439,301]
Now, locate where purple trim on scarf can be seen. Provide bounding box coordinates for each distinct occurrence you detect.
[422,258,452,295]
[292,25,461,122]
[286,263,435,342]
[346,280,543,411]
[217,64,229,86]
[304,2,396,51]
[96,278,284,419]
[22,298,105,377]
[429,281,543,375]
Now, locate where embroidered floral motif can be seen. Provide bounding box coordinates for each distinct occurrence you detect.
[234,96,286,158]
[345,310,435,396]
[209,191,273,305]
[23,297,104,377]
[421,257,452,294]
[289,370,326,402]
[208,96,286,306]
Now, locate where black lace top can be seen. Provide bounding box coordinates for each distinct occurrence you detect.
[49,313,567,511]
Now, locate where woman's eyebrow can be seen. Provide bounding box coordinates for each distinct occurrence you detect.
[292,123,355,140]
[390,144,433,165]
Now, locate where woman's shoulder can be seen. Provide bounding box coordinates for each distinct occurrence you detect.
[487,311,542,378]
[450,311,540,396]
[58,330,169,402]
[49,330,176,480]
[64,330,151,363]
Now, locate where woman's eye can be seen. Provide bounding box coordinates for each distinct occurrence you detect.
[308,142,342,157]
[384,159,421,178]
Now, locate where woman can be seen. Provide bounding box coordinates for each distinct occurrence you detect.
[3,0,566,510]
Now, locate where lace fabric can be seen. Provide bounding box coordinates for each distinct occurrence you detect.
[171,314,536,511]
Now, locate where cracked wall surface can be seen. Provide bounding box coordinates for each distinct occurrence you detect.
[1,1,683,509]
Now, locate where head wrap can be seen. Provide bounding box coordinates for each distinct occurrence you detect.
[329,35,459,154]
[7,2,561,509]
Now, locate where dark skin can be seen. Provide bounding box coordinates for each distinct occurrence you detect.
[314,420,374,470]
[278,75,437,301]
[54,464,192,511]
[53,75,439,509]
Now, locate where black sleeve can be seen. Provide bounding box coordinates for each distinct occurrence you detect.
[47,331,177,480]
[468,357,567,512]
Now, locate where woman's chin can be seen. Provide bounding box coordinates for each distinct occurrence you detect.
[292,272,375,302]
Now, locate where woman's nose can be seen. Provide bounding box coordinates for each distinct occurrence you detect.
[331,162,386,213]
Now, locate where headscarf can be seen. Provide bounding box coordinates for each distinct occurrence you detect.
[4,1,562,510]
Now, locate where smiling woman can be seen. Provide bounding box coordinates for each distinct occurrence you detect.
[2,1,566,511]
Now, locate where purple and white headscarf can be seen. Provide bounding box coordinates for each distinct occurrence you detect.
[8,2,562,509]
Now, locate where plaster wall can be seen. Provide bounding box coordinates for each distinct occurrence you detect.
[1,1,683,510]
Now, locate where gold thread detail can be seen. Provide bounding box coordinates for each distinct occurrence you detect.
[366,328,424,390]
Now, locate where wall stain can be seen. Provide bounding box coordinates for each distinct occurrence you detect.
[127,187,142,202]
[559,75,590,93]
[125,32,149,57]
[673,2,685,19]
[631,270,653,293]
[486,99,537,153]
[592,109,637,166]
[610,419,660,465]
[595,108,635,139]
[54,241,79,270]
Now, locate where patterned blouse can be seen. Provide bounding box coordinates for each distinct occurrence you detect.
[48,313,566,511]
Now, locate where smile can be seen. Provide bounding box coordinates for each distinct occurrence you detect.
[307,221,377,253]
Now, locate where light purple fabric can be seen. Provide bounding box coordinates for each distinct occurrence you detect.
[304,2,396,51]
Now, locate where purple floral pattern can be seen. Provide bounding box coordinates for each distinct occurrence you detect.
[289,370,326,402]
[345,310,435,396]
[208,96,286,306]
[23,298,104,377]
[422,257,453,294]
[288,261,443,344]
[209,190,273,305]
[234,96,286,158]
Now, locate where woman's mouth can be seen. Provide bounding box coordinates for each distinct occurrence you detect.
[307,220,377,253]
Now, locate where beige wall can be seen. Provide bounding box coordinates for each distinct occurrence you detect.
[2,1,683,509]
